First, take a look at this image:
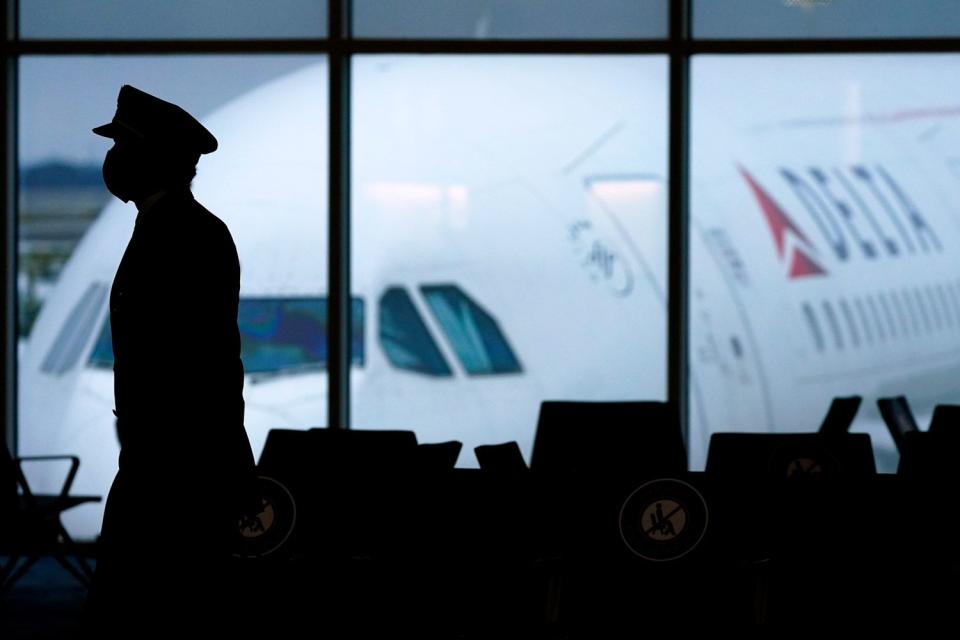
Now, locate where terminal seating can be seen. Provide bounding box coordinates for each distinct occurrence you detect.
[528,402,757,628]
[475,441,527,471]
[415,440,462,470]
[530,401,686,476]
[1,442,100,590]
[242,397,960,632]
[704,396,887,624]
[879,399,960,621]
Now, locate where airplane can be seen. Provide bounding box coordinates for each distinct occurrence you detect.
[16,54,960,539]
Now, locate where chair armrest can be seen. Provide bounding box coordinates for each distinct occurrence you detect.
[13,455,81,503]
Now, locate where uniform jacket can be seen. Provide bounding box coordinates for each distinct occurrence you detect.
[109,187,255,495]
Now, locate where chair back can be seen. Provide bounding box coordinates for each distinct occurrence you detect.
[531,401,686,478]
[818,396,862,435]
[877,396,920,453]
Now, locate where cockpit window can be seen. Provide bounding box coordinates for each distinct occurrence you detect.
[421,284,522,375]
[379,287,452,377]
[43,282,108,375]
[88,297,365,374]
[240,298,364,373]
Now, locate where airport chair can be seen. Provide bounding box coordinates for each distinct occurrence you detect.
[927,403,960,436]
[0,442,100,590]
[705,431,876,479]
[817,395,862,435]
[415,440,462,471]
[880,403,960,622]
[877,395,920,454]
[529,403,754,627]
[893,402,960,477]
[530,401,687,477]
[475,441,528,471]
[705,428,880,624]
[257,428,421,556]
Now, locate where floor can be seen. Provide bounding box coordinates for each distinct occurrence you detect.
[1,556,91,639]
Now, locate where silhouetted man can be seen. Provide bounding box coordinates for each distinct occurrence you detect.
[85,85,258,633]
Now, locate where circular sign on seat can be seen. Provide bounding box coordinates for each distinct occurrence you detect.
[768,446,839,479]
[233,475,296,559]
[619,478,708,562]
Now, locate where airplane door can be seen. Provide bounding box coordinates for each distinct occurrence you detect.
[687,222,774,468]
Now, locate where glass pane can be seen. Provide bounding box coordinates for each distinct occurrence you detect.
[421,284,522,375]
[695,0,960,39]
[20,0,327,39]
[379,287,452,376]
[353,55,668,464]
[353,0,667,39]
[690,54,960,472]
[17,55,326,539]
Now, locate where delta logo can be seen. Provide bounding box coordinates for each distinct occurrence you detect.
[738,164,942,280]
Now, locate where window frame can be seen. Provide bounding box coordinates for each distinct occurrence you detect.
[4,0,960,456]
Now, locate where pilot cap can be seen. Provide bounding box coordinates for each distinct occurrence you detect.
[93,85,217,155]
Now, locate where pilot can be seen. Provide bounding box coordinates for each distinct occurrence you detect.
[85,85,259,632]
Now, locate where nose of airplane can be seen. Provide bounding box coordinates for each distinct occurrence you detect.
[242,370,329,463]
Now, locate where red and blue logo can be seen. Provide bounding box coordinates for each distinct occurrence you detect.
[738,163,941,280]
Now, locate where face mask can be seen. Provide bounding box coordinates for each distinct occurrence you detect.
[102,145,135,203]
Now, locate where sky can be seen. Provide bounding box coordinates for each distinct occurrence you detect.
[19,56,319,166]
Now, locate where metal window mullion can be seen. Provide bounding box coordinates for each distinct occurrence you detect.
[668,1,691,451]
[327,0,350,430]
[3,0,19,455]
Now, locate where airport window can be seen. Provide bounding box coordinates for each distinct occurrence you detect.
[20,1,328,39]
[352,0,666,40]
[691,53,960,470]
[378,287,452,377]
[353,53,668,461]
[14,55,327,537]
[40,282,108,375]
[421,285,522,376]
[694,0,960,39]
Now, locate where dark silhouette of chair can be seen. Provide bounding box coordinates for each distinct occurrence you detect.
[705,431,876,479]
[927,403,960,436]
[891,402,960,477]
[1,442,100,590]
[530,401,686,477]
[257,427,421,558]
[705,417,881,624]
[415,441,462,471]
[877,395,920,454]
[818,395,862,435]
[475,442,527,472]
